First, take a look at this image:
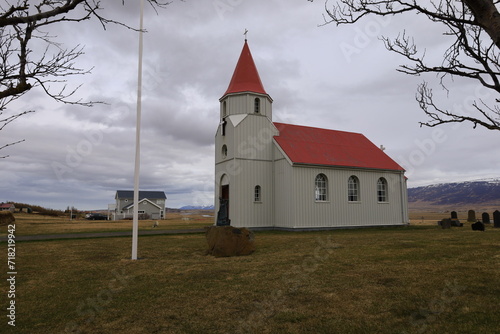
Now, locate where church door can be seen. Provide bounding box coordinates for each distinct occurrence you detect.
[221,184,229,219]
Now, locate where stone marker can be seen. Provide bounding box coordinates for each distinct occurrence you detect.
[471,221,485,231]
[494,210,500,228]
[467,210,476,223]
[449,211,462,227]
[482,212,490,224]
[216,198,231,226]
[441,218,452,229]
[205,226,255,257]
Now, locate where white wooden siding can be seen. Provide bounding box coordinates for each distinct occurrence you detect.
[214,112,278,228]
[274,159,408,228]
[273,151,294,228]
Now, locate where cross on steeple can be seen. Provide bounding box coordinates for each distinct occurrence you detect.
[244,29,248,41]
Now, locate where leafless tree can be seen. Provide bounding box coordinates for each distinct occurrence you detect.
[312,0,500,131]
[0,0,171,157]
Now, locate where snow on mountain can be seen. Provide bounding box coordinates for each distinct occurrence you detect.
[408,179,500,205]
[179,205,215,210]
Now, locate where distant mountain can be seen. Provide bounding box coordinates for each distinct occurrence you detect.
[408,179,500,206]
[179,205,215,210]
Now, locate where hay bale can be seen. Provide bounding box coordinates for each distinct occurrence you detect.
[0,211,15,226]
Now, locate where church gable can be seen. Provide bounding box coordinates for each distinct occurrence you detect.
[273,122,404,171]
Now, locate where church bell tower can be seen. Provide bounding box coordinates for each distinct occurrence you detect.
[214,40,278,228]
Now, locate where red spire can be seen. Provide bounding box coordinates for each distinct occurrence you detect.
[222,41,267,97]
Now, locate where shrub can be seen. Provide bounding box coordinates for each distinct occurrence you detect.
[0,211,15,226]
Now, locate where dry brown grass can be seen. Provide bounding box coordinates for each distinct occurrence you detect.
[1,212,213,236]
[409,206,500,225]
[1,224,499,334]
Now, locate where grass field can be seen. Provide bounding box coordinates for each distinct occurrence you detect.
[0,212,213,236]
[1,213,499,333]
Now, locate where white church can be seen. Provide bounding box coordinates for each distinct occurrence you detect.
[214,40,409,229]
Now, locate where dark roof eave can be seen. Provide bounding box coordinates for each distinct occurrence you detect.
[116,190,167,200]
[219,91,273,102]
[290,162,406,173]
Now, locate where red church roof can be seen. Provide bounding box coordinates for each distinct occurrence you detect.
[222,41,267,97]
[273,122,404,171]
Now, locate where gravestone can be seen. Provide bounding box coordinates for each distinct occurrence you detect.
[494,210,500,228]
[482,212,490,224]
[471,221,485,231]
[441,218,452,229]
[467,210,476,223]
[450,211,462,227]
[216,198,230,226]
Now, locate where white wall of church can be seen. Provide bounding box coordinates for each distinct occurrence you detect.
[215,114,277,163]
[273,154,295,227]
[233,115,277,161]
[214,111,278,228]
[215,160,274,228]
[273,156,408,228]
[230,160,274,228]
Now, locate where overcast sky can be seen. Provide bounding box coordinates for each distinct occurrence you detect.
[1,1,499,210]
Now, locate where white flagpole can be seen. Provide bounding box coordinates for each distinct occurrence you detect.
[132,0,145,260]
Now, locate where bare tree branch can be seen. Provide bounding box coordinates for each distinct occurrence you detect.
[313,0,500,131]
[0,0,174,155]
[0,139,25,158]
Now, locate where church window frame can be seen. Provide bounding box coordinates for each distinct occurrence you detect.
[377,177,388,203]
[254,97,260,114]
[223,101,227,117]
[254,185,261,202]
[348,176,360,202]
[221,118,227,136]
[315,174,328,202]
[221,145,228,159]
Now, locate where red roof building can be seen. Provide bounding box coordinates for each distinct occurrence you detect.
[214,40,408,229]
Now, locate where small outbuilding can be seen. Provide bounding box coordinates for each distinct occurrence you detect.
[0,203,15,213]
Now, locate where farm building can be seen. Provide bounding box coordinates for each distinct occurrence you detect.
[112,190,166,220]
[0,203,15,212]
[214,40,409,229]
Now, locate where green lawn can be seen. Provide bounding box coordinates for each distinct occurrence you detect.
[1,224,499,333]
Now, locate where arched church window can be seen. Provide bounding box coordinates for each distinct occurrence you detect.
[377,178,388,202]
[222,145,227,159]
[254,98,260,113]
[315,174,328,201]
[223,101,227,117]
[348,176,360,202]
[254,185,261,202]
